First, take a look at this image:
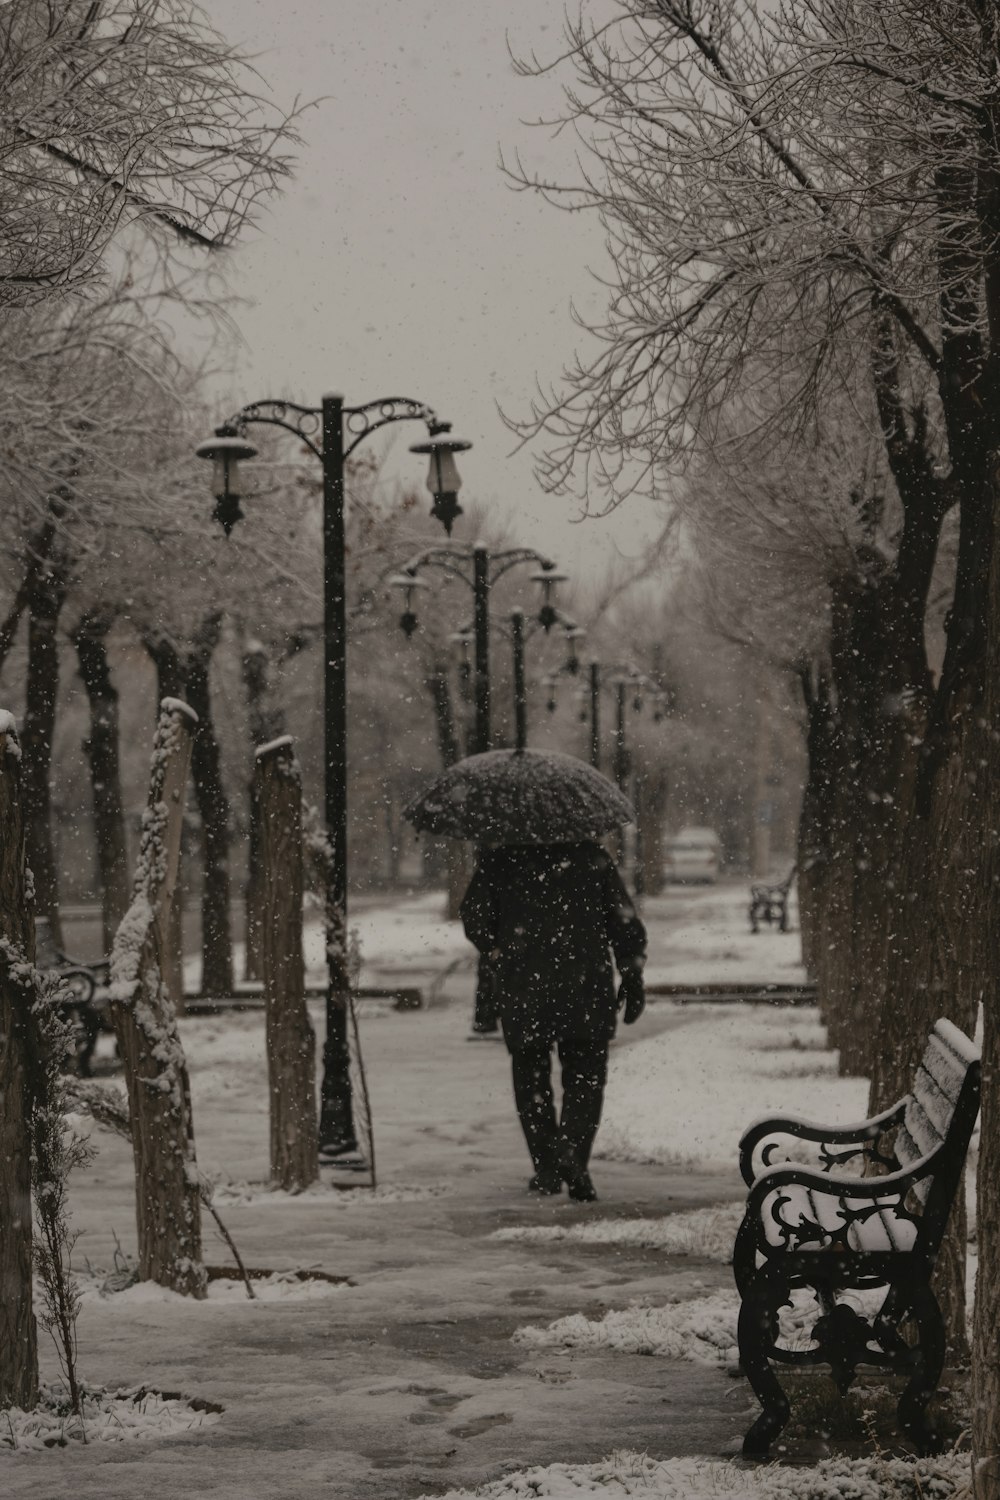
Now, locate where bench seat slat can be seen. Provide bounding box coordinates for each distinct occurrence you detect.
[903,1095,946,1160]
[894,1124,934,1203]
[913,1067,956,1137]
[922,1035,968,1101]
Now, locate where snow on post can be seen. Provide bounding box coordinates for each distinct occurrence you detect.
[108,698,206,1298]
[255,737,318,1191]
[0,711,39,1406]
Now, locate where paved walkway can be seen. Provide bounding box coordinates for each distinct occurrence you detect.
[8,969,749,1498]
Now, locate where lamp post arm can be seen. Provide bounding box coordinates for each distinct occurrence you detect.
[224,396,445,466]
[488,547,555,584]
[398,548,476,591]
[342,397,443,458]
[224,399,325,462]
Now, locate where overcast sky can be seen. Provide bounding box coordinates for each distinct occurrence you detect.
[198,0,665,578]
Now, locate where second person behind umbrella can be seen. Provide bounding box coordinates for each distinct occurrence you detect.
[460,839,647,1201]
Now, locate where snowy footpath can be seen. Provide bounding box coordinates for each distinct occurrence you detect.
[2,883,971,1498]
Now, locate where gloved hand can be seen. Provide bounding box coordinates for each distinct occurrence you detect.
[618,966,646,1025]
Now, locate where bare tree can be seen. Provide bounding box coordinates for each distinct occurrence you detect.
[0,0,297,306]
[0,712,39,1408]
[509,0,1000,1384]
[109,697,204,1296]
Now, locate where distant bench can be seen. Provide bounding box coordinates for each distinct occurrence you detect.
[733,1017,981,1456]
[748,865,796,934]
[35,917,111,1077]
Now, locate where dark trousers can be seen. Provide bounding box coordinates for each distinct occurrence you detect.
[510,1036,609,1177]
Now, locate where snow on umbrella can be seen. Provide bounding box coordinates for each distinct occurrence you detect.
[403,748,635,845]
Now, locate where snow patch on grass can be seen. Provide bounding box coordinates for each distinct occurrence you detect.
[492,1203,743,1261]
[78,1270,350,1305]
[513,1286,890,1369]
[514,1291,742,1366]
[602,1006,869,1172]
[0,1383,221,1451]
[421,1449,967,1498]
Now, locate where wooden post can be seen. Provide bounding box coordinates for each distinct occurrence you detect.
[109,698,205,1296]
[0,711,39,1407]
[256,737,318,1191]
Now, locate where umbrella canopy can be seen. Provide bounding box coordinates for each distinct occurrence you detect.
[403,748,635,845]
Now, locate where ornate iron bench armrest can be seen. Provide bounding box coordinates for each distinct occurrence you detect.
[739,1099,907,1187]
[743,1153,935,1256]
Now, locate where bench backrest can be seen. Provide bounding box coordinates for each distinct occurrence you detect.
[895,1017,980,1247]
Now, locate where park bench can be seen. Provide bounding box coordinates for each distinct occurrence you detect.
[748,865,796,933]
[35,917,112,1077]
[733,1016,980,1457]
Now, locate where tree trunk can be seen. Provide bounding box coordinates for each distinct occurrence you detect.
[186,615,233,1000]
[812,707,857,1063]
[426,657,468,918]
[0,714,39,1408]
[141,634,187,1008]
[975,738,1000,1491]
[241,638,287,982]
[0,508,65,684]
[72,611,130,957]
[639,763,668,896]
[109,699,205,1297]
[868,710,983,1361]
[22,569,67,948]
[795,665,835,984]
[256,738,317,1191]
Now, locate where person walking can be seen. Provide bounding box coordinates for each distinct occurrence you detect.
[460,839,647,1201]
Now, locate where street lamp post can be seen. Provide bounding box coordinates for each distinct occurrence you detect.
[197,394,470,1158]
[515,611,585,751]
[391,544,567,757]
[568,661,666,894]
[392,544,566,1035]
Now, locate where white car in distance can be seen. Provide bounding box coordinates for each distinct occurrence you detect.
[663,826,721,884]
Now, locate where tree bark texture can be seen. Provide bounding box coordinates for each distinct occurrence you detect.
[186,615,233,1000]
[0,509,65,683]
[971,82,1000,1490]
[795,666,835,983]
[72,611,130,957]
[22,569,67,948]
[0,718,39,1408]
[975,554,1000,1491]
[109,700,205,1297]
[256,739,317,1191]
[141,634,187,1008]
[866,354,989,1361]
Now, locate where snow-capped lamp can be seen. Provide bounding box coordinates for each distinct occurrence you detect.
[388,570,429,637]
[562,620,585,674]
[530,562,567,632]
[408,422,472,535]
[195,425,258,536]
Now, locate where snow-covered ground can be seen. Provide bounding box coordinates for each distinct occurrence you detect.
[2,880,972,1499]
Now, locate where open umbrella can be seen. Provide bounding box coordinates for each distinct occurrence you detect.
[403,748,635,845]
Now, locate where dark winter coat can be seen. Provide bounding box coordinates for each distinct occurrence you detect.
[460,840,647,1053]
